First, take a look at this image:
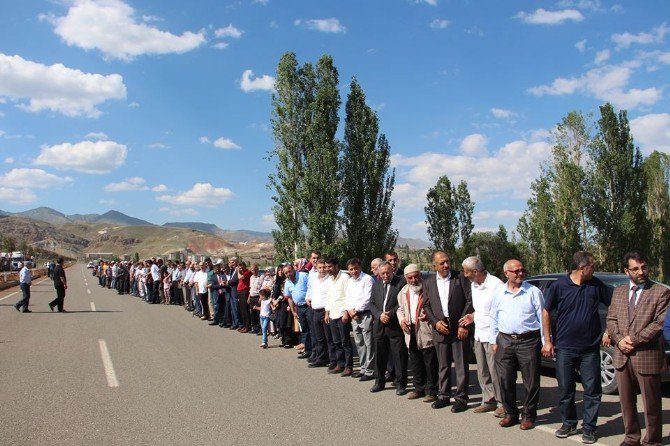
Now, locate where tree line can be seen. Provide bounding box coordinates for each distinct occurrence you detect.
[422,103,670,281]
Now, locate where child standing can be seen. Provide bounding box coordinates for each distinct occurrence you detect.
[256,288,272,348]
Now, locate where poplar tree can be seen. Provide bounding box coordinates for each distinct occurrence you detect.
[341,78,397,267]
[425,175,458,253]
[302,55,341,253]
[643,151,670,281]
[550,111,590,264]
[269,52,309,260]
[585,103,648,270]
[455,180,474,246]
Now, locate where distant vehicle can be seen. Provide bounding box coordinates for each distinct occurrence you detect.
[10,251,25,271]
[87,261,95,269]
[527,272,670,394]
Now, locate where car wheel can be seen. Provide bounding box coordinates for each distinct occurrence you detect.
[600,346,618,394]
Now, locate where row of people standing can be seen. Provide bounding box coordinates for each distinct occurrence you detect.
[90,247,669,446]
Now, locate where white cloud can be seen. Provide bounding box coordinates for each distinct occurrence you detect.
[0,168,73,189]
[104,177,167,192]
[5,157,14,164]
[391,137,552,213]
[41,0,206,61]
[0,53,126,118]
[240,69,275,92]
[199,136,211,144]
[527,62,663,109]
[594,49,611,64]
[128,101,140,108]
[413,0,438,5]
[474,210,524,221]
[261,213,277,228]
[104,176,148,192]
[0,187,37,205]
[85,131,108,140]
[148,142,169,149]
[612,23,668,49]
[630,113,670,154]
[159,206,198,217]
[490,108,517,119]
[157,183,234,207]
[215,25,243,39]
[296,18,346,34]
[212,42,229,50]
[213,137,242,150]
[98,198,116,205]
[430,19,450,29]
[35,140,128,174]
[575,39,587,52]
[254,0,270,5]
[514,8,584,25]
[557,0,602,11]
[460,133,489,156]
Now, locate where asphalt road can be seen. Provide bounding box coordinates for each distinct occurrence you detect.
[1,264,668,446]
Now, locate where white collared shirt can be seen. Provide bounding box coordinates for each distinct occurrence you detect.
[471,272,504,342]
[345,272,373,312]
[629,281,644,305]
[326,271,349,319]
[436,272,451,317]
[192,270,209,294]
[310,274,330,310]
[408,287,421,324]
[19,266,31,284]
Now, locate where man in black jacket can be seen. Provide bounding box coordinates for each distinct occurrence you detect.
[423,251,473,412]
[369,261,408,395]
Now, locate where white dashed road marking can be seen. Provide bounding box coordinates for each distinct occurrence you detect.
[98,339,119,388]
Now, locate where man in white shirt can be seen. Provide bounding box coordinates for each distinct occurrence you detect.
[307,258,334,368]
[459,256,504,417]
[345,258,375,380]
[192,262,210,320]
[325,257,353,376]
[150,260,161,304]
[14,262,32,313]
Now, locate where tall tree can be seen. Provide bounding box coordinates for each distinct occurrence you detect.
[455,180,474,246]
[341,78,397,267]
[585,103,648,271]
[425,175,458,253]
[517,177,562,273]
[550,111,590,264]
[268,52,309,260]
[301,55,341,253]
[643,151,670,281]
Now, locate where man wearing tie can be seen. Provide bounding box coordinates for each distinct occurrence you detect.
[369,261,408,395]
[606,251,670,446]
[423,251,472,412]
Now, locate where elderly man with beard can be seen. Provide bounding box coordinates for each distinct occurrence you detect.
[397,264,438,402]
[606,251,670,446]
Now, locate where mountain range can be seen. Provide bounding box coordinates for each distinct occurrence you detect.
[0,206,430,249]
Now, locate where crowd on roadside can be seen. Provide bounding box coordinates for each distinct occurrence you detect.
[87,248,670,446]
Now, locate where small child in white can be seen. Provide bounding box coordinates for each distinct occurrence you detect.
[256,288,272,348]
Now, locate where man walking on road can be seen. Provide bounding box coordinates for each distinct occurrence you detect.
[542,251,612,444]
[49,257,68,312]
[14,262,32,313]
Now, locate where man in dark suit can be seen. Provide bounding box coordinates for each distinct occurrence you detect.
[423,250,473,412]
[606,251,670,446]
[369,261,408,395]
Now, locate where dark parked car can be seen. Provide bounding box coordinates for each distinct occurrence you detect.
[527,272,670,394]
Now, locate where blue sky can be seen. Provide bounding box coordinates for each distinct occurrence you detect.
[1,0,669,241]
